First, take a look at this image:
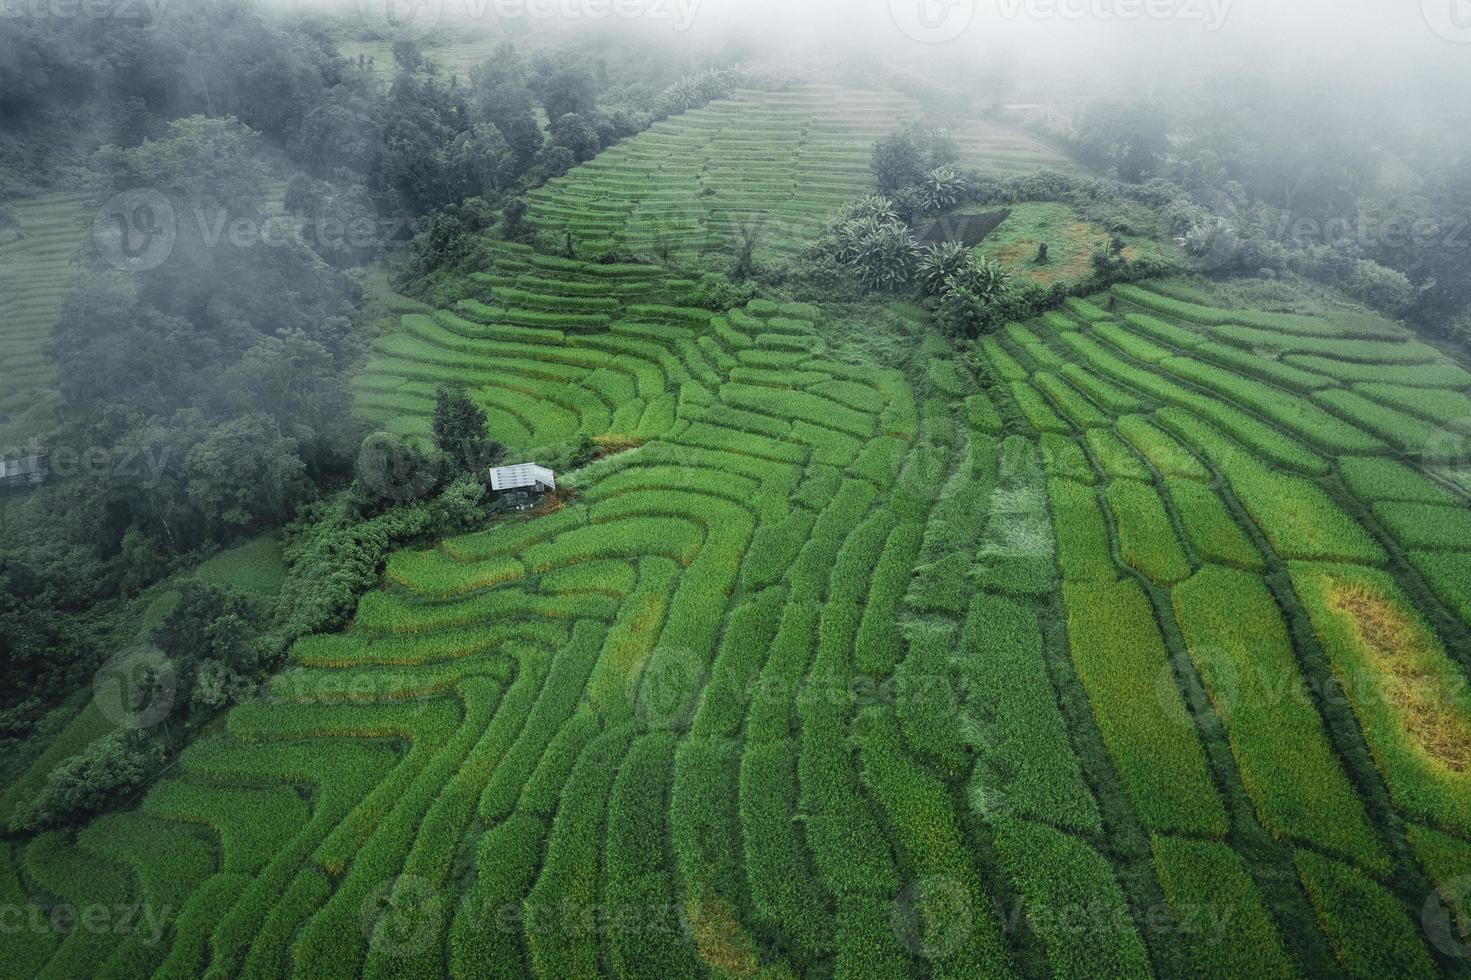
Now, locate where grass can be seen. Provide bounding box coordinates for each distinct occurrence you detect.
[977,202,1160,288]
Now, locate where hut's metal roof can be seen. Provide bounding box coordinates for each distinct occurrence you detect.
[489,463,556,492]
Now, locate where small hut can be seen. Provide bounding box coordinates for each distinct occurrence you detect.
[0,454,47,491]
[489,463,556,509]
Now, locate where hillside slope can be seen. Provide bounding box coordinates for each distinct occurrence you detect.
[7,87,1471,980]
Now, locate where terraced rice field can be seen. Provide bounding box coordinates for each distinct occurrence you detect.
[947,118,1078,176]
[11,87,1471,979]
[0,192,90,446]
[526,85,925,264]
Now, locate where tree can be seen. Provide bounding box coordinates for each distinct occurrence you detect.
[356,431,441,504]
[1074,101,1169,183]
[872,125,959,195]
[935,256,1013,337]
[539,66,597,120]
[549,112,600,163]
[10,732,151,832]
[392,41,424,73]
[919,241,973,296]
[433,386,502,477]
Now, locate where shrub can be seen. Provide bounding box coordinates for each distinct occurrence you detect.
[10,733,151,833]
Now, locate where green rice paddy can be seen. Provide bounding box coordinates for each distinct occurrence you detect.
[8,84,1471,980]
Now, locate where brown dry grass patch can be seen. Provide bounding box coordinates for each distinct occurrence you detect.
[1330,584,1471,772]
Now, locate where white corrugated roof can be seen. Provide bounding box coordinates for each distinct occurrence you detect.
[489,463,556,492]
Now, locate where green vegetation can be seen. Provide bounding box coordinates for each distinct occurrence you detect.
[1292,562,1471,835]
[8,33,1471,980]
[1063,580,1227,836]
